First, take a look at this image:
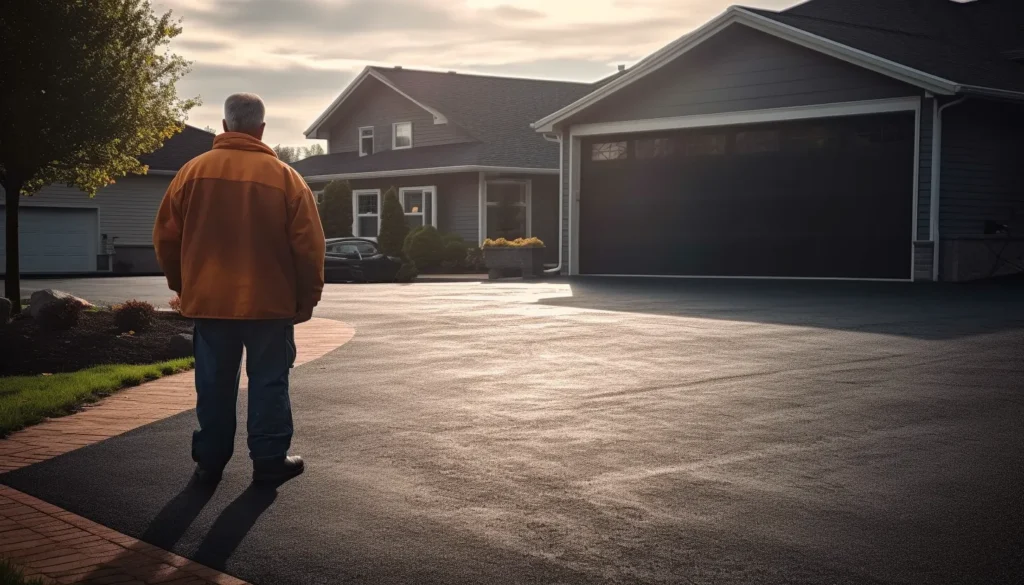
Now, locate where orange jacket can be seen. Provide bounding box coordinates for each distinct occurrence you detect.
[153,132,325,320]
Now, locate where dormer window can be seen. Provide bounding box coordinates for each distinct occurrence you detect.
[393,122,413,150]
[359,127,374,156]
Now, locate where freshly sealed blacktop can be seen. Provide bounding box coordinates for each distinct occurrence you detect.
[5,277,1024,584]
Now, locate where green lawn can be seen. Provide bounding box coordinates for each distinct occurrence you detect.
[0,358,194,437]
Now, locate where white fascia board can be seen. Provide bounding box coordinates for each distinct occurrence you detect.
[302,165,558,183]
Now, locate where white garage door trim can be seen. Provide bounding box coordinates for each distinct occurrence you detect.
[0,205,101,274]
[566,97,922,281]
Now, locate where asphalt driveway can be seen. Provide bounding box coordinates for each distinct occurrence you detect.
[4,277,1024,584]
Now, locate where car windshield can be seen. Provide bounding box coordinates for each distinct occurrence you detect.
[354,242,378,255]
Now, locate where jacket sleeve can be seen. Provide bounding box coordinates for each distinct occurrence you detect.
[287,171,326,311]
[153,179,184,294]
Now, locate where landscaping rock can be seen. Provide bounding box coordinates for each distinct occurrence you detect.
[0,298,11,325]
[168,333,194,358]
[28,290,92,319]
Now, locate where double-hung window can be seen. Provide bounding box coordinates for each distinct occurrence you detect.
[359,127,374,156]
[352,189,382,238]
[398,186,437,229]
[393,122,412,150]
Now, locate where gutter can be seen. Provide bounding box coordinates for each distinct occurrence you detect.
[302,165,559,183]
[930,95,969,281]
[543,133,564,275]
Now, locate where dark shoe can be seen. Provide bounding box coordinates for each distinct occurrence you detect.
[252,455,304,484]
[193,465,223,486]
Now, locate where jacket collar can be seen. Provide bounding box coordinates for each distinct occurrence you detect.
[213,132,278,157]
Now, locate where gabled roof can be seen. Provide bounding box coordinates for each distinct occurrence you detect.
[294,67,593,176]
[139,125,215,172]
[533,0,1024,132]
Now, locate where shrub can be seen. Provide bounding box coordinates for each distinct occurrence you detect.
[36,298,83,331]
[482,237,545,248]
[465,247,486,271]
[318,180,353,238]
[168,295,181,314]
[404,225,445,271]
[377,187,408,256]
[441,233,469,266]
[113,300,157,332]
[394,261,419,283]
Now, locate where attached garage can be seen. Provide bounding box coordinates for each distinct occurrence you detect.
[578,112,915,279]
[0,207,99,274]
[534,4,1024,282]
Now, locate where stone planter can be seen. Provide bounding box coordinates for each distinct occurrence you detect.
[483,247,546,279]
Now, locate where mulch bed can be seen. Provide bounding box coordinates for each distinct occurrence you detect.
[0,311,193,376]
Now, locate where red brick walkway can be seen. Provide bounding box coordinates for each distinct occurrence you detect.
[0,318,354,584]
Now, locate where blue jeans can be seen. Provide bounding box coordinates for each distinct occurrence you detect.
[191,319,296,469]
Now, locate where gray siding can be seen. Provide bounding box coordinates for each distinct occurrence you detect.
[575,24,919,125]
[940,101,1024,237]
[1,175,169,247]
[326,77,473,154]
[530,175,560,265]
[918,97,934,242]
[342,173,482,244]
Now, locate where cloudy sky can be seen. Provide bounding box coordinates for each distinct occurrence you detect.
[157,0,800,148]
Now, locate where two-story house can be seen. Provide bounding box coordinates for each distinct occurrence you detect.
[291,66,597,266]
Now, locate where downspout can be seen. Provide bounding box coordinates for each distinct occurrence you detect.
[543,132,564,275]
[930,96,969,281]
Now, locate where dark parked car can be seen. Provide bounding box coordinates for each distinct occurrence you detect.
[324,238,402,283]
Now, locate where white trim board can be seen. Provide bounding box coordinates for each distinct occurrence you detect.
[531,6,988,133]
[569,97,920,136]
[305,67,448,139]
[303,165,558,183]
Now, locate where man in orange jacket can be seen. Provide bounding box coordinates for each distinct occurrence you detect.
[154,93,325,485]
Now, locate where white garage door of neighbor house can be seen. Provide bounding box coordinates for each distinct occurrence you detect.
[0,206,99,274]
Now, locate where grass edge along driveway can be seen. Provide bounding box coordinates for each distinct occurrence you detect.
[0,358,194,437]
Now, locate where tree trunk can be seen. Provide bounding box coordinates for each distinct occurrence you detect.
[4,179,22,313]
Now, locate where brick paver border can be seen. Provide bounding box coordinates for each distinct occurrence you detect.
[0,317,355,584]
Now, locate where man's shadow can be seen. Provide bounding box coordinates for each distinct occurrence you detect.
[140,477,282,570]
[193,483,279,569]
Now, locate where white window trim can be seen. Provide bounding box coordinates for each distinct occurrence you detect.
[358,126,374,157]
[483,179,532,239]
[398,186,438,228]
[392,121,413,150]
[352,189,382,237]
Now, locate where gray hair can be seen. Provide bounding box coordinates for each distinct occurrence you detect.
[223,93,265,132]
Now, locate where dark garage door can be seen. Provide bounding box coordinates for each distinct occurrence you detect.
[579,112,915,279]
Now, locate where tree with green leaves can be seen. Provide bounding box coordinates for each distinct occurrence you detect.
[273,145,299,163]
[0,0,197,312]
[304,144,325,158]
[377,187,408,257]
[318,180,352,238]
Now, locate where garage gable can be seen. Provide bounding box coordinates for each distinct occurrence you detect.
[574,24,919,127]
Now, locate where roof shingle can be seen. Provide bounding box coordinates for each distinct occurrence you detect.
[138,125,215,171]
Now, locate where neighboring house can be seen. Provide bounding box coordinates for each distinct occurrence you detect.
[533,0,1024,281]
[0,125,213,275]
[292,66,596,265]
